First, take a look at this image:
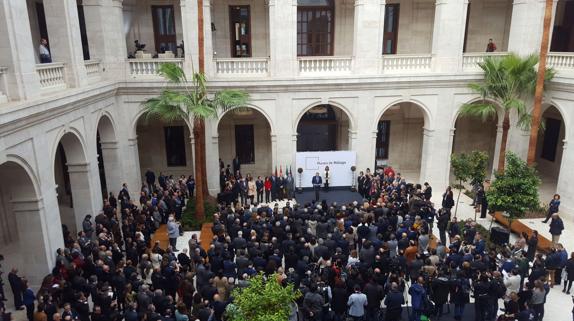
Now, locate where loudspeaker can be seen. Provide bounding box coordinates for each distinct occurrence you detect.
[490,227,510,245]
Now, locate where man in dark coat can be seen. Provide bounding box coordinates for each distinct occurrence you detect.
[8,268,23,310]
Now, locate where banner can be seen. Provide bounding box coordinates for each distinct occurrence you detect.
[295,151,356,188]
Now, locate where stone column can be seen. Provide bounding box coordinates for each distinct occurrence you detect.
[67,162,94,232]
[12,198,53,286]
[180,0,199,75]
[352,0,385,74]
[556,140,571,213]
[421,126,452,191]
[100,140,122,196]
[268,0,297,77]
[508,0,558,56]
[207,134,219,195]
[82,0,127,80]
[43,0,88,87]
[0,0,42,100]
[431,0,469,72]
[271,134,278,174]
[124,137,142,200]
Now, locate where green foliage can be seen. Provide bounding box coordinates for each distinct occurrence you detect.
[226,273,301,321]
[451,151,489,186]
[460,53,555,130]
[487,152,541,221]
[142,63,249,122]
[181,197,217,230]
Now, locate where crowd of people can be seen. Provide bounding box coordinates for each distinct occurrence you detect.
[0,165,573,321]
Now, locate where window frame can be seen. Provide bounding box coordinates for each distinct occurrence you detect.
[297,0,335,56]
[151,5,177,54]
[164,126,187,167]
[375,120,391,160]
[382,4,400,55]
[229,5,252,58]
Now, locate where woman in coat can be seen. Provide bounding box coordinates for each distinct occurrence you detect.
[563,252,574,294]
[543,193,561,223]
[549,213,565,244]
[441,186,455,212]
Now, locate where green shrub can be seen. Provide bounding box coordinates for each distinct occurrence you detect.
[225,273,301,321]
[181,197,217,230]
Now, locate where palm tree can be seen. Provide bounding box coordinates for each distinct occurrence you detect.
[142,63,249,219]
[459,53,554,171]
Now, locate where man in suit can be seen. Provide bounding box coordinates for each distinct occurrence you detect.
[232,156,241,174]
[312,172,322,202]
[8,268,23,310]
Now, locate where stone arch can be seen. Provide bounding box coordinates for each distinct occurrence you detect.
[451,97,505,129]
[131,107,193,139]
[450,97,503,178]
[216,106,274,178]
[96,113,120,197]
[0,157,53,286]
[295,101,355,152]
[294,100,356,133]
[373,98,432,133]
[52,130,93,236]
[372,99,431,182]
[535,103,567,202]
[213,104,276,137]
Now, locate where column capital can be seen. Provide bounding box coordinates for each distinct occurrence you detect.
[100,140,119,149]
[10,197,44,213]
[67,162,91,173]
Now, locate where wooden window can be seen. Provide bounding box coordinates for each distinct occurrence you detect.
[297,0,334,56]
[541,118,561,162]
[235,125,255,164]
[152,5,177,54]
[376,120,391,160]
[382,4,400,54]
[164,126,187,167]
[229,6,251,57]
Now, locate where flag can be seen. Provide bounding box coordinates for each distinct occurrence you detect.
[275,166,278,177]
[280,165,283,176]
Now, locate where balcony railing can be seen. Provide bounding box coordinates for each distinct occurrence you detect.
[381,54,432,73]
[0,67,7,103]
[547,52,574,72]
[84,59,102,82]
[214,58,269,77]
[298,56,353,75]
[127,58,184,78]
[462,52,508,71]
[36,62,66,91]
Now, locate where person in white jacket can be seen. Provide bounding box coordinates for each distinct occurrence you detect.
[503,268,521,297]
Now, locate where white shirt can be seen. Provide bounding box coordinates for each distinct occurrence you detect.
[39,44,50,56]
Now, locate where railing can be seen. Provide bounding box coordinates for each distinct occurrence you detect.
[547,52,574,72]
[0,67,7,103]
[462,52,508,71]
[381,54,432,73]
[214,58,269,77]
[84,59,101,82]
[36,62,66,91]
[127,58,184,78]
[298,56,353,75]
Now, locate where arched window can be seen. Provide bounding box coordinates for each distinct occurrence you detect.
[297,0,334,56]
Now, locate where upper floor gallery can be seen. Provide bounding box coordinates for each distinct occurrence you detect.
[1,0,574,105]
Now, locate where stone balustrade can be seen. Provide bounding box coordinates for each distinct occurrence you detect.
[547,52,574,72]
[462,52,508,71]
[127,58,184,78]
[298,56,353,75]
[84,59,102,82]
[214,58,269,77]
[36,62,67,92]
[381,54,432,73]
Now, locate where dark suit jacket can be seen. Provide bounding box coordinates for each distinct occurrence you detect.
[312,176,322,187]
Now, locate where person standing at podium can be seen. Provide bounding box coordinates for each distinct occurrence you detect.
[312,172,322,201]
